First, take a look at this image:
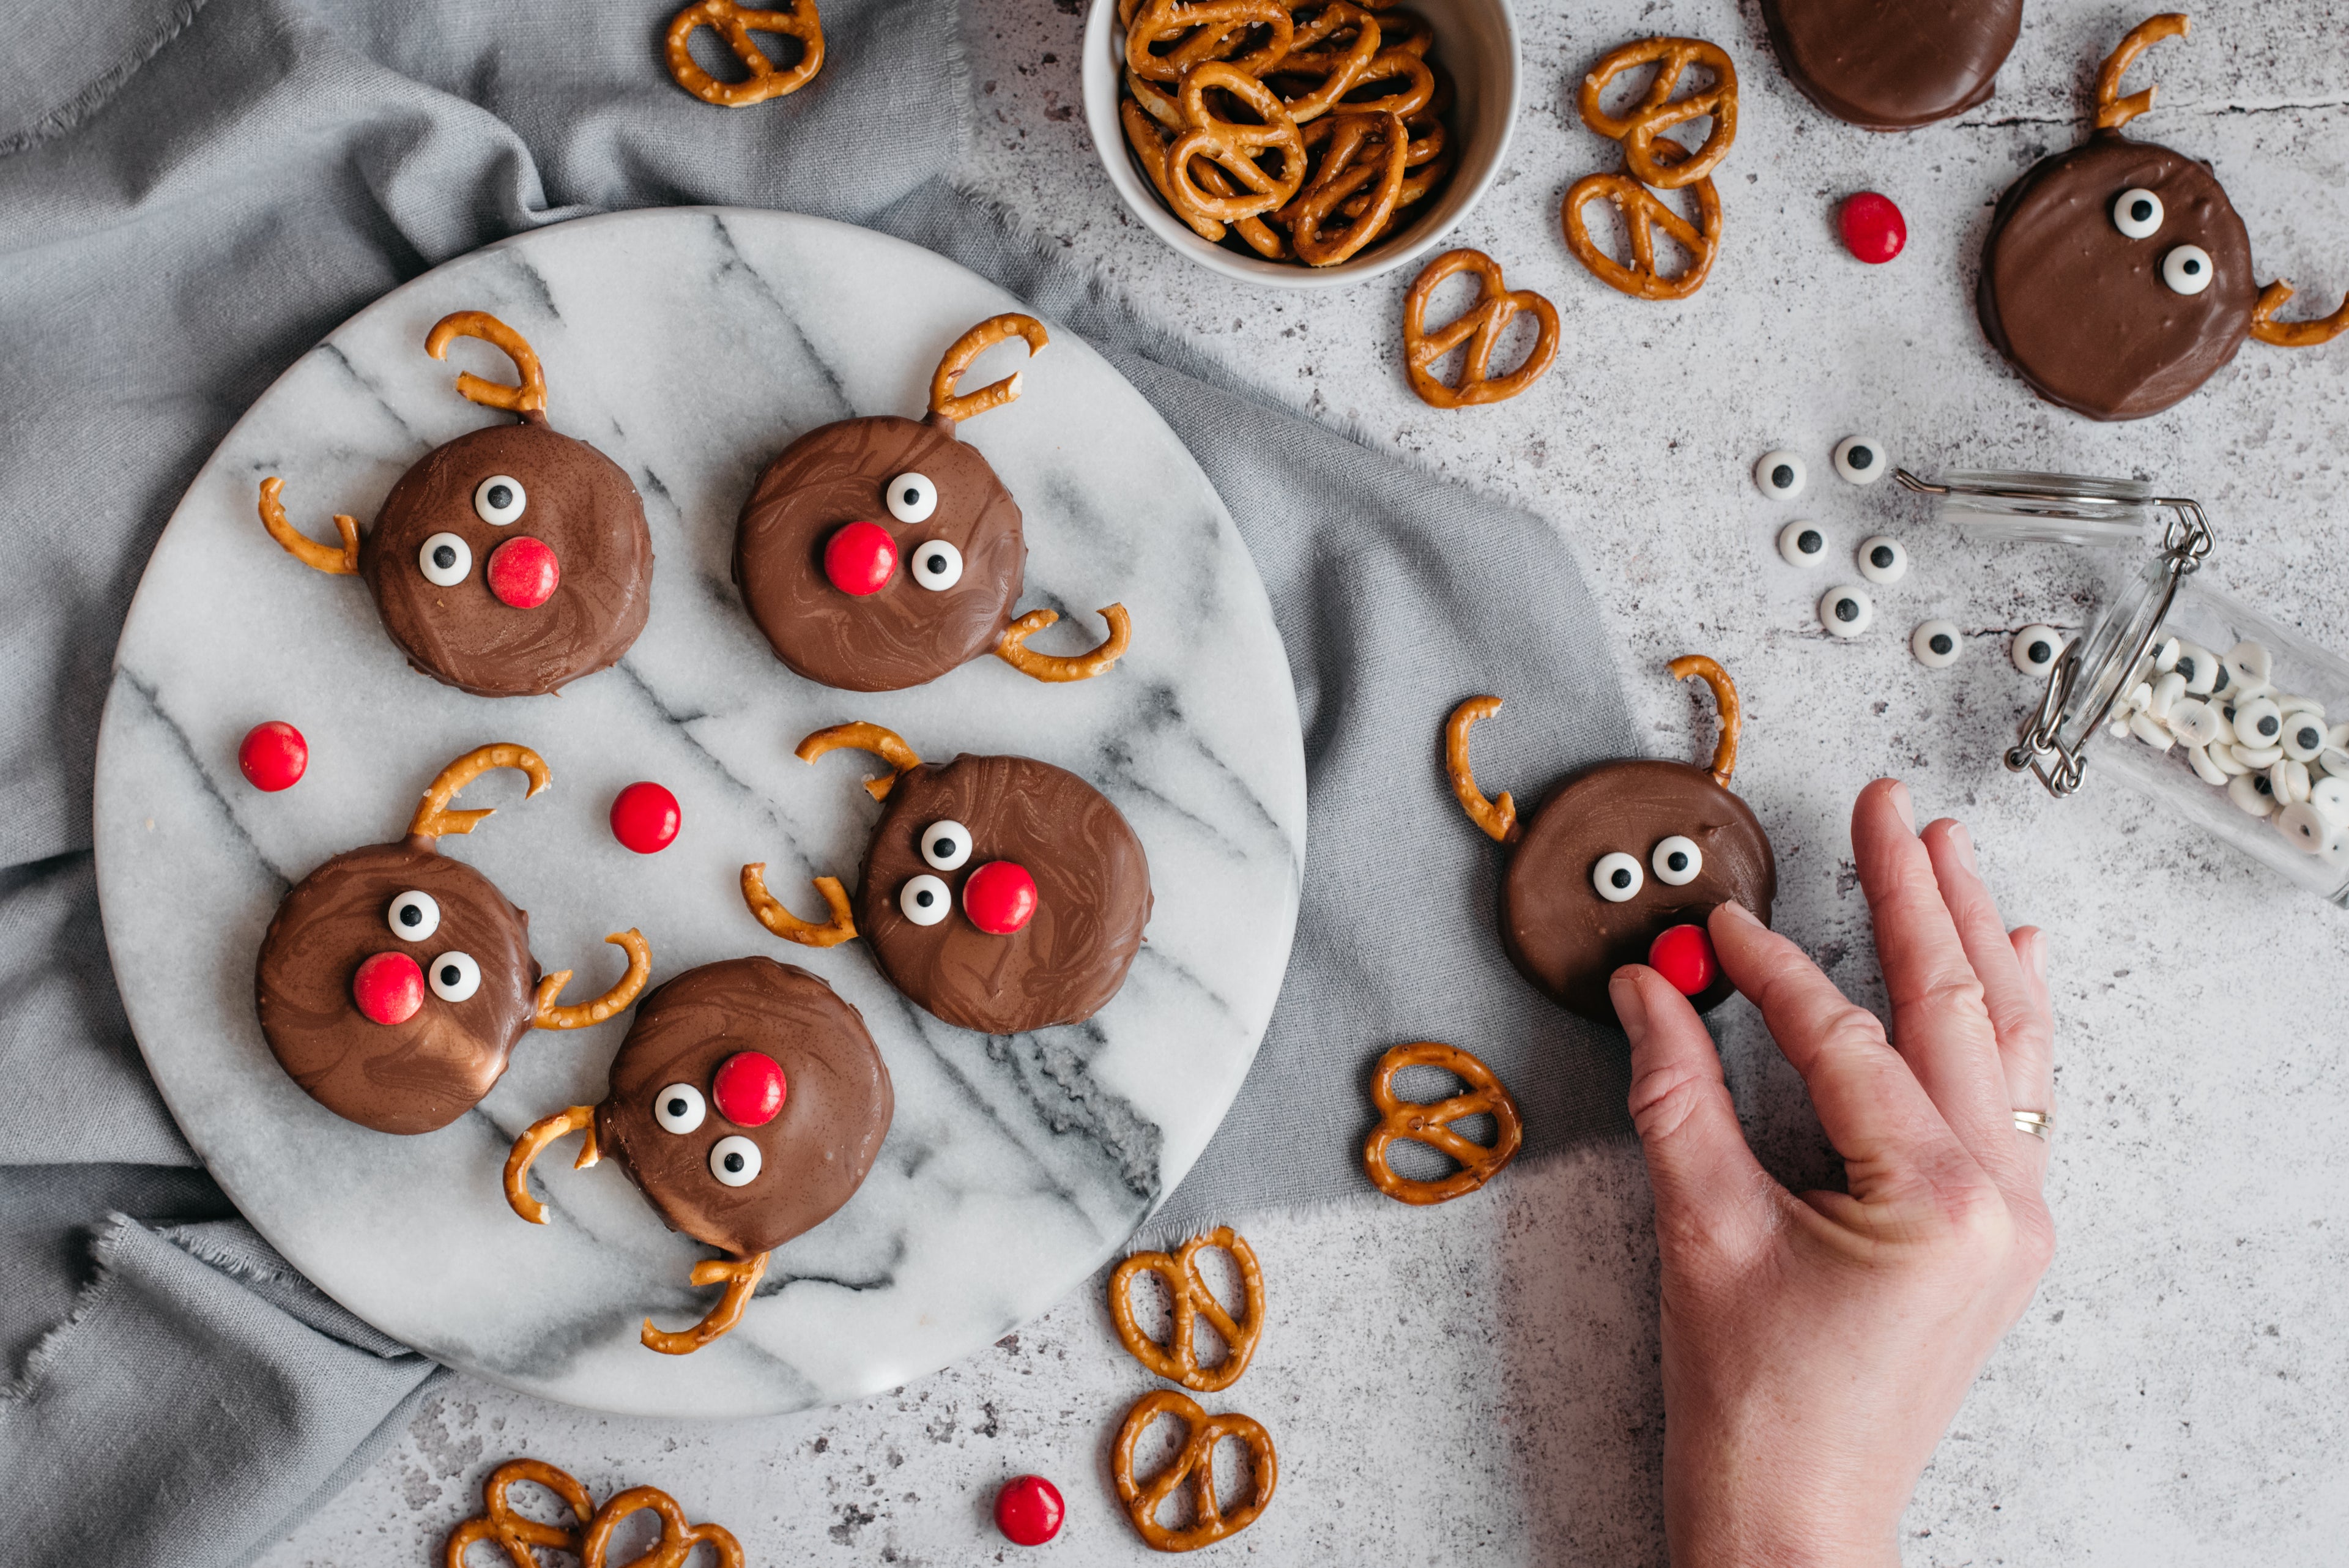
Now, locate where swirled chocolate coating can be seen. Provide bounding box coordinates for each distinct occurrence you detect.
[1761,0,2019,130]
[733,415,1026,692]
[360,423,653,697]
[1980,133,2258,422]
[856,754,1151,1034]
[255,838,540,1134]
[594,959,892,1258]
[1502,760,1776,1024]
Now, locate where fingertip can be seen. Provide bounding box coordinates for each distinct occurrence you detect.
[1609,967,1650,1044]
[1855,777,1917,836]
[2011,925,2049,982]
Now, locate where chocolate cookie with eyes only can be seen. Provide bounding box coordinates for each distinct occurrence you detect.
[1761,0,2022,130]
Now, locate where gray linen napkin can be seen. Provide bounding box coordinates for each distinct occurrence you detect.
[0,2,1635,1562]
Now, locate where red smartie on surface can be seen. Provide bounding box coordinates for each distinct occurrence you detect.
[993,1474,1065,1547]
[352,951,426,1025]
[1838,191,1907,264]
[1648,923,1720,997]
[711,1050,787,1127]
[238,721,308,792]
[486,535,561,608]
[962,861,1039,935]
[609,781,682,855]
[823,520,899,596]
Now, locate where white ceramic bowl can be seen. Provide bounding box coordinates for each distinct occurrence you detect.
[1082,0,1520,289]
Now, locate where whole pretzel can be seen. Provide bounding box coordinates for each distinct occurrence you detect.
[1361,1041,1523,1205]
[504,1104,601,1227]
[581,1484,746,1567]
[1166,62,1308,225]
[256,477,359,576]
[795,720,923,800]
[1112,1389,1278,1551]
[409,744,552,841]
[1577,37,1738,191]
[1327,44,1434,120]
[1562,153,1722,302]
[665,0,823,107]
[1124,0,1294,84]
[1669,653,1741,788]
[739,865,858,946]
[643,1252,770,1355]
[2096,12,2188,131]
[1108,1226,1265,1391]
[426,311,548,421]
[929,314,1050,426]
[1271,2,1381,121]
[1443,694,1518,844]
[2252,279,2349,347]
[995,604,1133,682]
[1401,248,1560,408]
[532,930,653,1031]
[1125,86,1292,256]
[1280,110,1407,266]
[445,1457,595,1568]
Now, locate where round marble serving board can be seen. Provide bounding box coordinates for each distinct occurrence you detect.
[92,209,1305,1418]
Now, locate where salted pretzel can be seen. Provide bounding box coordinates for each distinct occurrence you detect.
[256,476,360,576]
[580,1485,746,1567]
[1270,2,1381,120]
[1401,248,1560,409]
[1167,62,1308,225]
[445,1458,595,1568]
[928,313,1049,427]
[1444,694,1518,843]
[1125,0,1294,84]
[1279,110,1406,265]
[1362,1042,1524,1205]
[739,864,857,947]
[2252,280,2349,347]
[425,311,548,420]
[1329,44,1434,119]
[1578,36,1738,191]
[995,604,1134,682]
[2095,11,2187,130]
[1112,1389,1279,1551]
[1108,1226,1266,1392]
[1670,653,1741,788]
[533,931,653,1030]
[664,0,824,107]
[409,745,552,841]
[795,720,924,799]
[1562,151,1723,301]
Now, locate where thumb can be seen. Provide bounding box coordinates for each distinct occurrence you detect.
[1616,965,1778,1258]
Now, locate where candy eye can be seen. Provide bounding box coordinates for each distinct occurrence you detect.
[473,474,527,525]
[900,872,951,926]
[2011,625,2061,677]
[2112,188,2164,239]
[1912,619,1962,669]
[654,1083,707,1134]
[2162,244,2213,296]
[1819,585,1874,639]
[919,819,972,871]
[2224,640,2273,691]
[1753,450,1806,500]
[2283,716,2329,763]
[709,1134,762,1186]
[885,472,938,524]
[2233,696,2284,745]
[2173,641,2218,696]
[1592,851,1643,902]
[909,540,964,591]
[1832,436,1886,486]
[1857,536,1908,584]
[1777,520,1828,568]
[428,951,481,1002]
[387,890,440,941]
[419,532,472,586]
[1651,836,1703,886]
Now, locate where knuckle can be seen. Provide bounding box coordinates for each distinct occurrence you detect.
[1628,1064,1712,1143]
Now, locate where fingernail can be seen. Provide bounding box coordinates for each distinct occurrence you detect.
[1951,821,1980,872]
[1888,781,1917,831]
[1609,972,1649,1043]
[1714,899,1761,928]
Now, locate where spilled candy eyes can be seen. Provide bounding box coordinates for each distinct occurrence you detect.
[1857,535,1908,584]
[2162,244,2213,297]
[2112,188,2164,240]
[419,532,472,587]
[886,472,938,524]
[2012,625,2062,677]
[387,890,441,941]
[1912,619,1962,669]
[1753,450,1806,500]
[1819,585,1874,639]
[1651,836,1703,886]
[910,540,964,591]
[655,1083,707,1134]
[1833,436,1886,486]
[428,951,481,1003]
[2233,696,2284,745]
[473,474,527,525]
[1592,851,1643,902]
[900,872,951,926]
[1778,520,1828,567]
[2283,717,2329,762]
[709,1134,762,1187]
[920,819,972,871]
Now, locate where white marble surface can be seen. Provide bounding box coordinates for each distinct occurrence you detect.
[93,210,1305,1418]
[262,0,2349,1560]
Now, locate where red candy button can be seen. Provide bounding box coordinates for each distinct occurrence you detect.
[352,951,425,1025]
[823,520,898,596]
[711,1050,787,1127]
[1648,923,1720,997]
[609,781,681,855]
[994,1475,1064,1547]
[238,721,308,792]
[1838,191,1906,264]
[486,536,561,608]
[962,861,1039,935]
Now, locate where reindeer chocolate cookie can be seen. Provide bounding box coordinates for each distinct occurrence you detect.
[738,722,1152,1035]
[254,745,651,1135]
[1980,14,2349,422]
[1761,0,2021,130]
[258,312,653,697]
[732,314,1131,693]
[504,957,892,1355]
[1445,657,1776,1024]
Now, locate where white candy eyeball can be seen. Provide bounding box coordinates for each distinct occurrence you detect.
[2276,802,2341,856]
[1754,450,1806,500]
[2323,746,2349,779]
[899,873,951,926]
[1819,585,1874,638]
[919,819,972,871]
[908,540,963,591]
[1912,619,1962,668]
[2310,775,2349,825]
[2161,244,2214,296]
[2112,187,2164,239]
[2152,637,2180,674]
[2271,757,2312,804]
[2233,741,2285,768]
[2187,743,2228,787]
[1857,535,1908,584]
[2011,626,2063,677]
[2228,771,2276,817]
[472,475,526,526]
[1651,836,1702,886]
[2167,699,2220,748]
[387,890,440,942]
[2282,713,2330,762]
[427,951,481,1003]
[654,1083,707,1134]
[419,532,472,587]
[885,472,938,524]
[1832,436,1887,486]
[2233,696,2284,748]
[708,1134,762,1186]
[2148,671,2186,720]
[2128,711,2174,752]
[2172,641,2219,696]
[1592,851,1644,902]
[1778,520,1829,567]
[2208,741,2250,776]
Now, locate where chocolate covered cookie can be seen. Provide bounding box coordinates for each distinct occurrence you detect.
[733,314,1131,693]
[258,312,653,697]
[255,745,651,1135]
[1761,0,2019,130]
[1444,657,1776,1024]
[1978,14,2348,422]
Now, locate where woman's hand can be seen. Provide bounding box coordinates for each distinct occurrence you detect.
[1612,779,2056,1568]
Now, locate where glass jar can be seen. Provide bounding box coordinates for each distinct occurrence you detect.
[1899,470,2349,904]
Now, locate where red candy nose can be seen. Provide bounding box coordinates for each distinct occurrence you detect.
[823,520,898,596]
[962,860,1039,935]
[238,721,308,792]
[994,1474,1066,1546]
[352,951,425,1025]
[486,536,560,608]
[1648,923,1720,997]
[1838,191,1907,264]
[712,1050,787,1126]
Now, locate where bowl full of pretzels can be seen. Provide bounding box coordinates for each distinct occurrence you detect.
[1083,0,1518,287]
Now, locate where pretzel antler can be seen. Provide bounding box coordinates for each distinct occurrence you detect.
[2252,280,2349,348]
[796,721,922,800]
[407,744,551,841]
[1669,654,1741,789]
[928,314,1048,427]
[425,311,549,422]
[503,1104,601,1225]
[532,930,653,1030]
[256,478,360,575]
[739,865,857,947]
[643,1252,770,1355]
[995,604,1132,683]
[1444,695,1518,844]
[2096,13,2189,132]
